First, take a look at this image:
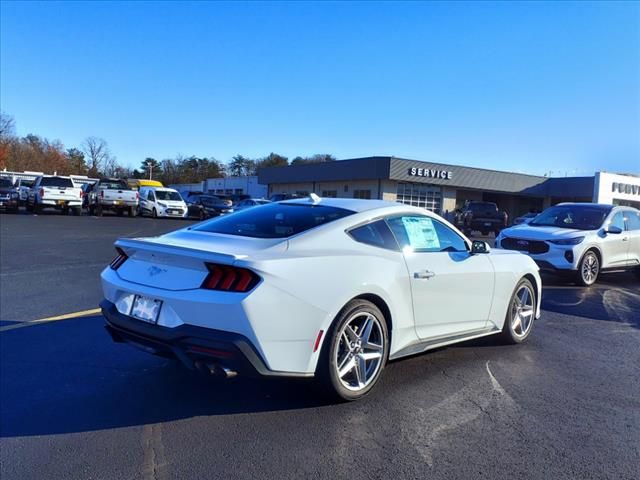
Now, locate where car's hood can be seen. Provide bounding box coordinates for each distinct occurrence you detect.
[502,224,590,240]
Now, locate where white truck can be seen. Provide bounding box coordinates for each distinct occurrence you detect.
[27,175,83,215]
[88,178,139,217]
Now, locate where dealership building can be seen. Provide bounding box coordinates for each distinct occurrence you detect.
[258,156,640,217]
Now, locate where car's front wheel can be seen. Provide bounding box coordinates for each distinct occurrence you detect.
[500,278,536,344]
[317,299,389,401]
[577,250,599,286]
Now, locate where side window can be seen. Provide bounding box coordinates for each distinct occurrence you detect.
[147,190,155,201]
[348,220,399,251]
[625,211,640,231]
[610,212,626,231]
[387,216,468,253]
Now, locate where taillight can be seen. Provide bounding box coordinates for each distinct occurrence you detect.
[109,247,128,270]
[201,263,260,292]
[39,188,44,197]
[100,190,104,198]
[136,191,139,200]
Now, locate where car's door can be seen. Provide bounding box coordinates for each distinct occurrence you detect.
[601,211,629,268]
[623,210,640,267]
[387,215,495,340]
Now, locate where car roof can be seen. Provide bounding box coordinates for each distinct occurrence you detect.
[281,197,402,213]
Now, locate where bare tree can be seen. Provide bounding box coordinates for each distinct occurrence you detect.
[82,136,112,177]
[0,112,16,140]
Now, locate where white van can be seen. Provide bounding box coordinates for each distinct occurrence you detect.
[138,187,188,218]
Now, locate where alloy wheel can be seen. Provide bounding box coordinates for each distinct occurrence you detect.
[334,312,385,392]
[510,283,535,338]
[581,252,599,285]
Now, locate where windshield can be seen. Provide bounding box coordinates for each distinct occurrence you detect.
[194,203,355,238]
[529,205,612,230]
[100,180,131,190]
[40,177,74,188]
[155,190,183,201]
[0,178,13,188]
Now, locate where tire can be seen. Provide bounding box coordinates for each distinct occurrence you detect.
[26,202,33,213]
[576,250,600,286]
[116,209,123,217]
[152,208,158,219]
[33,202,41,214]
[89,205,95,216]
[96,205,103,217]
[128,206,136,217]
[72,207,81,216]
[62,207,69,216]
[500,278,536,344]
[316,299,389,402]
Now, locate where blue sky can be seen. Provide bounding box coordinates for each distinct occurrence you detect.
[1,1,638,176]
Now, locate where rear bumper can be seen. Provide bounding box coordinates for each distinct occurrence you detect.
[101,300,312,378]
[40,199,82,207]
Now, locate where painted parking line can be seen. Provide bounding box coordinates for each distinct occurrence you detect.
[0,308,101,333]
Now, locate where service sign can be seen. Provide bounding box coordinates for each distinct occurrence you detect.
[408,167,453,180]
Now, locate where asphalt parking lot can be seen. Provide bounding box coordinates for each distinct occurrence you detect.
[1,212,639,480]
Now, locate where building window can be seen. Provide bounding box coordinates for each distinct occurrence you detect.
[296,191,309,196]
[215,189,224,194]
[322,190,337,198]
[396,182,442,212]
[234,188,243,194]
[353,190,371,199]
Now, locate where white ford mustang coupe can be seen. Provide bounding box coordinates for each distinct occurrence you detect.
[101,196,541,400]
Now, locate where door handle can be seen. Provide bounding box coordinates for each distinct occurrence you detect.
[414,270,436,279]
[622,237,629,242]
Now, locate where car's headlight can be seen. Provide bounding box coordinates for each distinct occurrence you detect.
[549,236,585,245]
[158,202,167,208]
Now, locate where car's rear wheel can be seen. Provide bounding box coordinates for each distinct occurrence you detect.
[500,278,536,344]
[577,250,599,286]
[128,206,136,217]
[317,299,389,401]
[152,208,158,218]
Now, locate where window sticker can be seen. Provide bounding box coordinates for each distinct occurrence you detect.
[402,217,440,250]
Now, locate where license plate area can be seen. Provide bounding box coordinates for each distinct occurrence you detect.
[130,295,163,324]
[57,200,66,205]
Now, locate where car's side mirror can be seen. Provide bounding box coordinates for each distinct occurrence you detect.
[470,240,491,254]
[606,225,623,234]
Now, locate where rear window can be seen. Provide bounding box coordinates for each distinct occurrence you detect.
[194,203,355,238]
[468,202,498,212]
[0,178,13,188]
[40,177,74,188]
[100,180,131,190]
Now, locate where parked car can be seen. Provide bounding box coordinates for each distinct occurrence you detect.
[138,187,188,218]
[81,182,96,209]
[496,203,640,286]
[187,195,234,219]
[233,198,271,212]
[269,193,299,202]
[101,197,541,401]
[26,175,82,215]
[16,178,34,206]
[183,191,205,204]
[461,201,506,236]
[513,212,539,225]
[88,178,138,217]
[0,177,20,213]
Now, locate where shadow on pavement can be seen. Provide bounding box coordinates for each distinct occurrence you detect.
[541,271,639,328]
[0,315,339,438]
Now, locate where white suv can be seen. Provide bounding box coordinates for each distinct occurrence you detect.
[496,203,640,286]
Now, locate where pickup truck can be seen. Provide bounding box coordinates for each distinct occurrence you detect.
[88,178,139,216]
[0,177,20,213]
[27,175,83,215]
[461,201,506,236]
